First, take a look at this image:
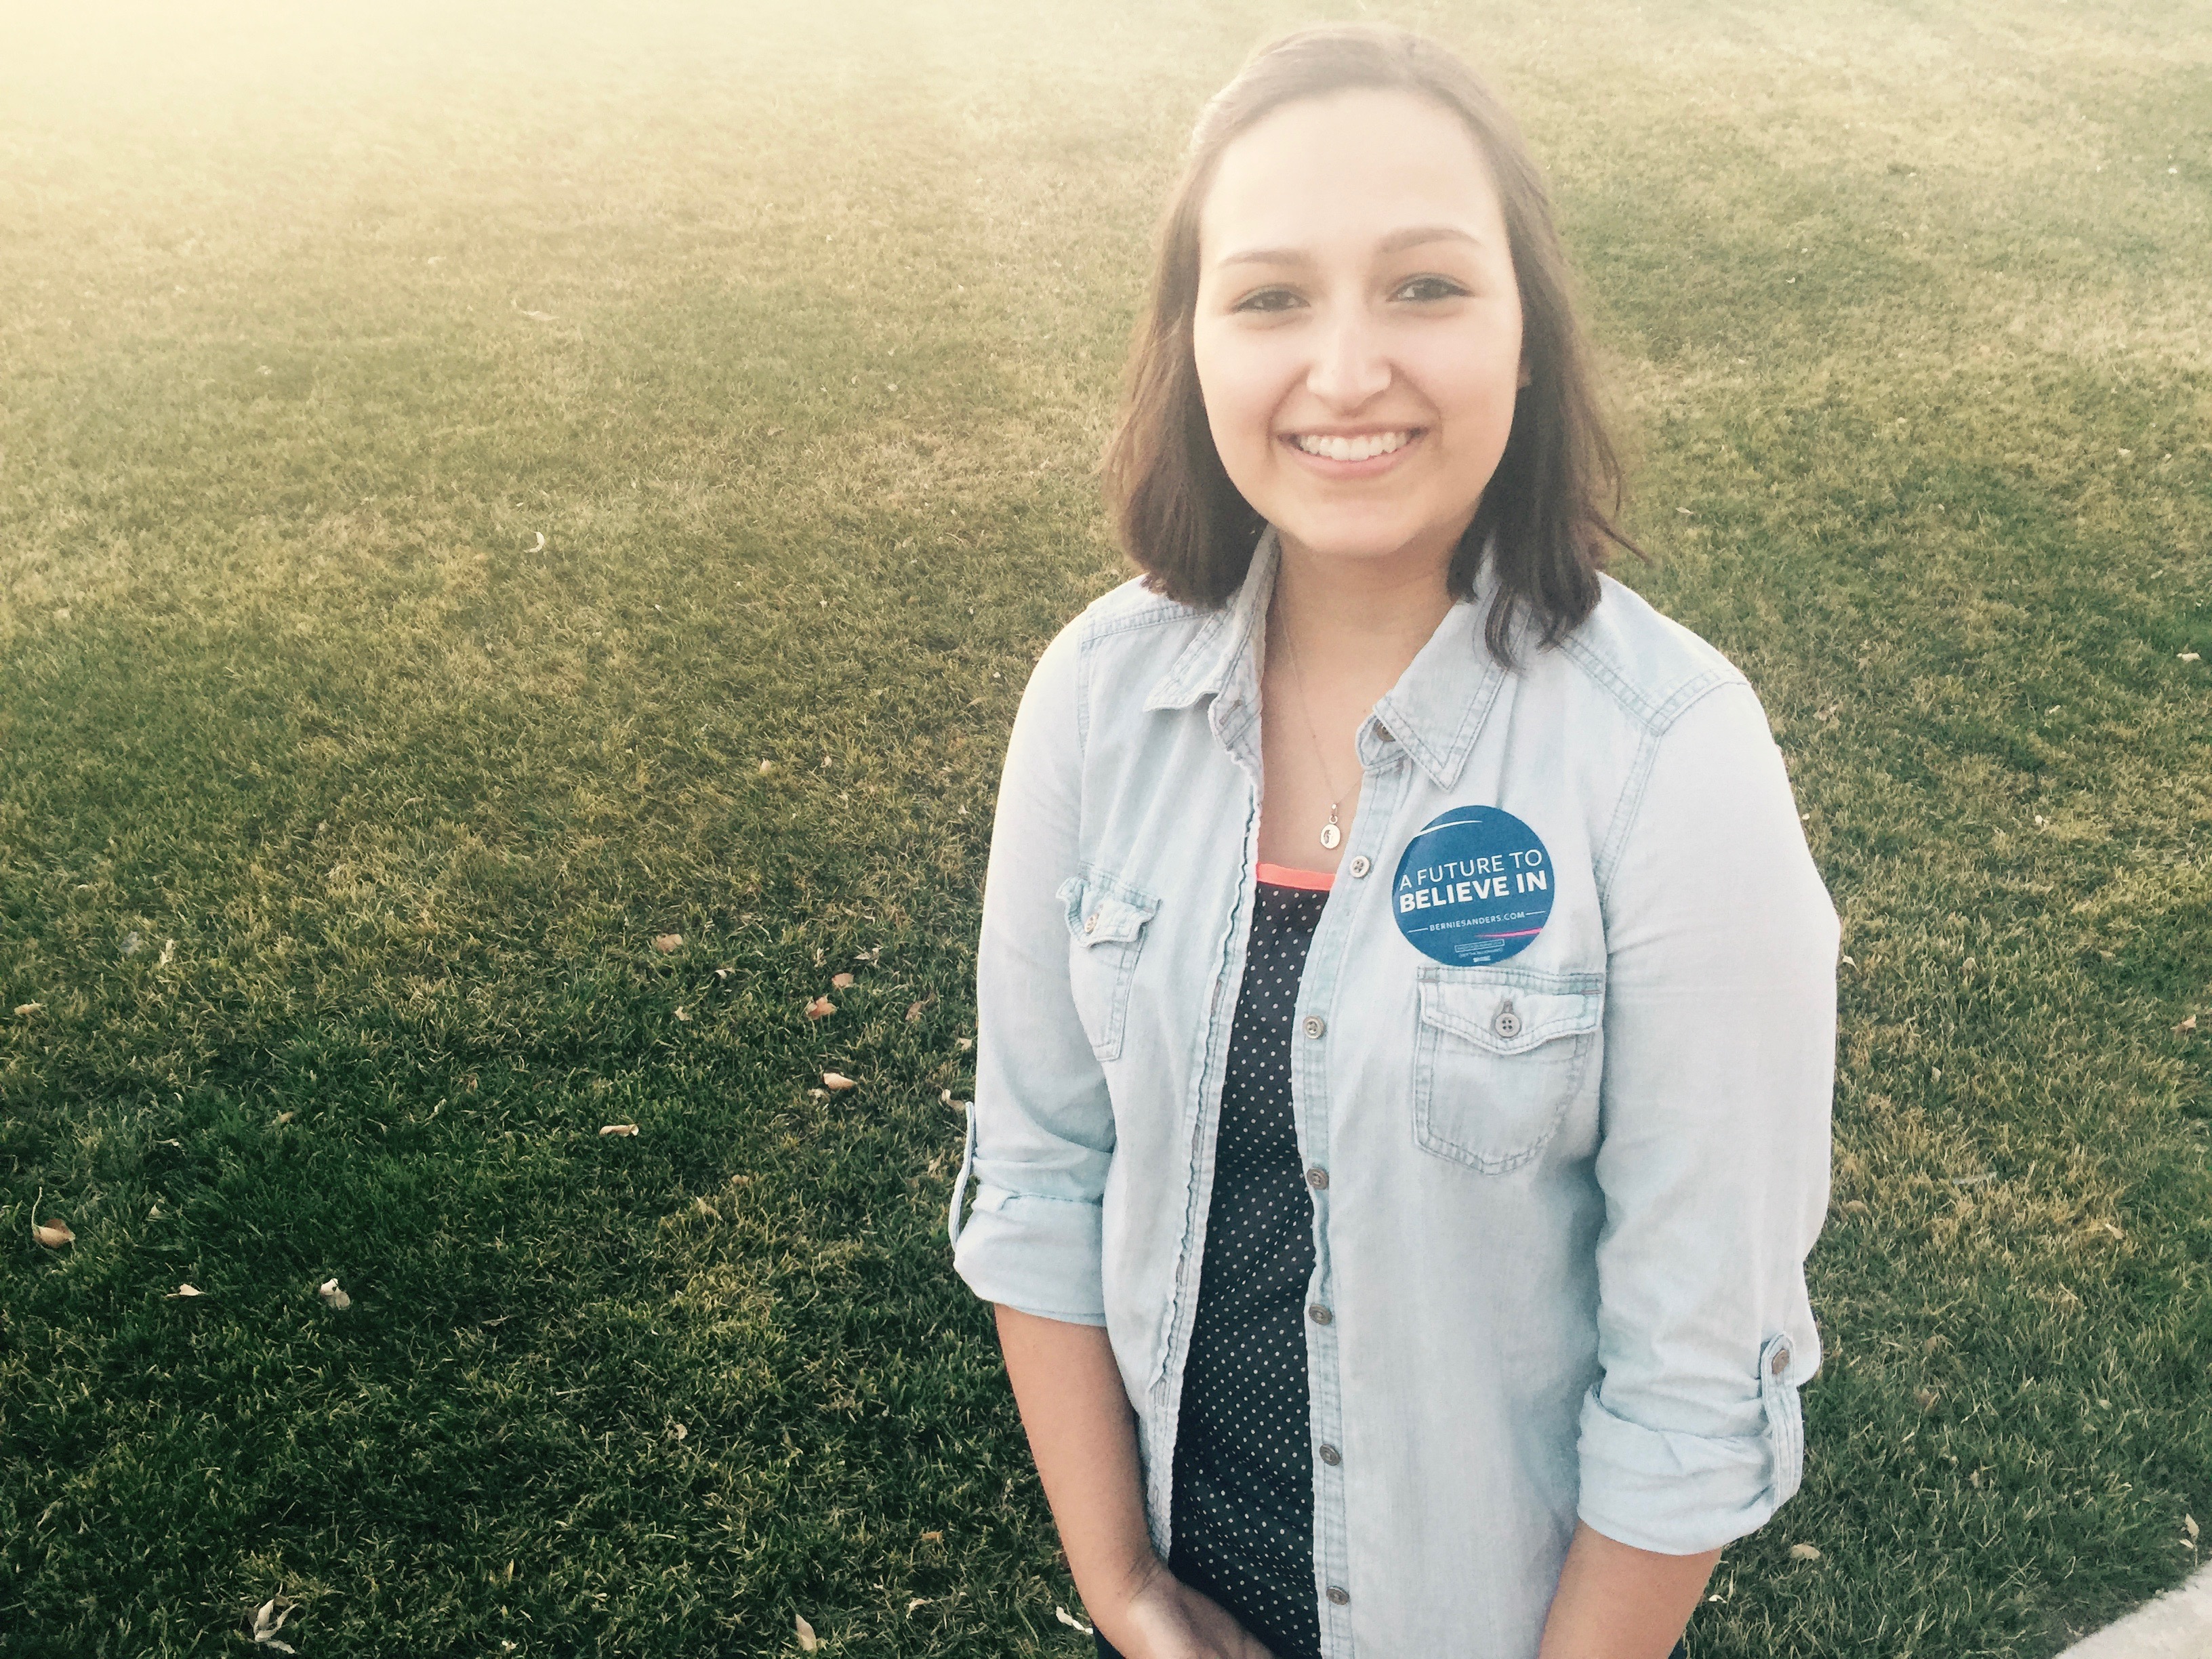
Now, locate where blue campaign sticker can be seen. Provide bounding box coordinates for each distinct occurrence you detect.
[1392,806,1556,966]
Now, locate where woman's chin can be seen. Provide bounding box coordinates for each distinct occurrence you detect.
[1269,514,1466,573]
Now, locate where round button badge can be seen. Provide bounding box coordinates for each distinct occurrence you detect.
[1392,805,1556,966]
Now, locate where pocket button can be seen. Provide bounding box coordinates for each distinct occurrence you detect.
[1493,1005,1523,1040]
[1084,912,1099,935]
[1771,1344,1791,1376]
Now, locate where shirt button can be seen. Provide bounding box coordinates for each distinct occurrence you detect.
[1303,1015,1326,1040]
[1307,1303,1334,1326]
[1372,722,1394,744]
[1306,1166,1330,1190]
[1347,855,1371,878]
[1326,1586,1351,1606]
[1317,1442,1342,1466]
[1771,1344,1791,1376]
[1493,1006,1523,1040]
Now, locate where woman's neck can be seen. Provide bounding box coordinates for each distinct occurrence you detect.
[1268,529,1459,692]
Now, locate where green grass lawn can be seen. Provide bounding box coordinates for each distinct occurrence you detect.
[2,1,2207,1653]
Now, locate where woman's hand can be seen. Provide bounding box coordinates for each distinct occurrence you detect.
[990,1309,1274,1659]
[1101,1557,1277,1659]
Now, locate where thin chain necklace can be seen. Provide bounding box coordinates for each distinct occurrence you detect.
[1274,602,1350,851]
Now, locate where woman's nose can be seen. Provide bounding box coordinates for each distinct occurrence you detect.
[1305,305,1393,410]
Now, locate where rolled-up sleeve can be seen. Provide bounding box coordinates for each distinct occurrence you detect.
[949,617,1114,1326]
[1576,679,1839,1555]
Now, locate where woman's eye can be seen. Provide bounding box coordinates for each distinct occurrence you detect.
[1395,275,1469,303]
[1233,287,1303,314]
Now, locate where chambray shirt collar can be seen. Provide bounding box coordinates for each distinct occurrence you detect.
[1143,527,1280,720]
[1142,525,1514,792]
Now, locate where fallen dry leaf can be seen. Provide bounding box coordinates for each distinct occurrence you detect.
[808,1088,825,1099]
[2186,1514,2199,1544]
[1788,1542,1821,1562]
[822,1072,857,1091]
[795,1613,819,1652]
[758,759,775,773]
[715,966,733,980]
[956,1036,972,1052]
[671,1422,687,1441]
[1055,1606,1094,1635]
[805,996,835,1021]
[675,1006,693,1022]
[13,1002,41,1017]
[906,1597,929,1614]
[2177,1015,2198,1036]
[319,1277,352,1310]
[251,1597,296,1652]
[1916,1388,1940,1412]
[527,531,546,552]
[273,1111,295,1126]
[831,972,855,989]
[906,995,935,1023]
[2181,651,2202,663]
[653,933,683,953]
[33,1216,75,1249]
[169,1283,205,1298]
[520,308,555,321]
[920,1530,943,1543]
[599,1123,640,1136]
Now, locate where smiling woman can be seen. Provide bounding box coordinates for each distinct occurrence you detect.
[955,23,1839,1659]
[1103,27,1635,668]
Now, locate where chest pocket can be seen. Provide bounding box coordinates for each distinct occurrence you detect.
[1413,966,1603,1174]
[1057,867,1160,1063]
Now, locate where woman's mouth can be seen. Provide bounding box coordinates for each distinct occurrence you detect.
[1282,428,1422,468]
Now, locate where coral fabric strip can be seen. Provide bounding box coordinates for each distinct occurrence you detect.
[1254,862,1335,893]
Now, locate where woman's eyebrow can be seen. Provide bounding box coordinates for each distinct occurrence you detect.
[1215,224,1484,266]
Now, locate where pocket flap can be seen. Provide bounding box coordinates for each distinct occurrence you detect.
[1058,873,1159,947]
[1417,972,1601,1056]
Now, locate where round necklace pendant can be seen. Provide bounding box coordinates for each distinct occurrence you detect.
[1319,821,1342,851]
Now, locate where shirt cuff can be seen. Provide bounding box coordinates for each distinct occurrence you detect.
[951,1184,1108,1326]
[1574,1372,1803,1555]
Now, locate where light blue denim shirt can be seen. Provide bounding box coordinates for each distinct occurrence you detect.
[951,531,1838,1658]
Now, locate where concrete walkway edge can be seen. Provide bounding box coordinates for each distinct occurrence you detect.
[2053,1562,2212,1658]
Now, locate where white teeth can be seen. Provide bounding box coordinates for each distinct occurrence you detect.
[1293,430,1412,462]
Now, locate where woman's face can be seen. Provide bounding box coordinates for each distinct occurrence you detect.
[1192,89,1525,577]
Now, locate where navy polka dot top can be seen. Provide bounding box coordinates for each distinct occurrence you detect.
[1168,871,1328,1659]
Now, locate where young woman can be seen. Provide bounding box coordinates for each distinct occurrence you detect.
[949,24,1837,1659]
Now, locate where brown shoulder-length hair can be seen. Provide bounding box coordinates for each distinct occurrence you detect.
[1101,23,1638,665]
